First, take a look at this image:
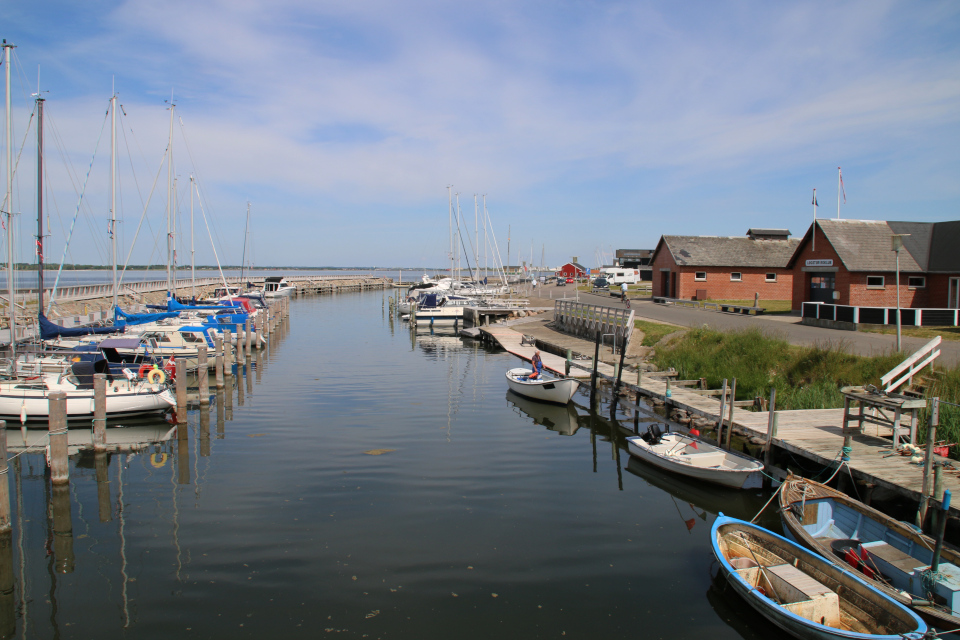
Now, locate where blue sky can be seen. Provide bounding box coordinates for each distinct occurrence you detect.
[2,0,958,269]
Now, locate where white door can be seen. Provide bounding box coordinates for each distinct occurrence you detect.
[950,277,960,309]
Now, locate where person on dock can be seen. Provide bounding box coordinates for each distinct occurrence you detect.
[529,350,544,380]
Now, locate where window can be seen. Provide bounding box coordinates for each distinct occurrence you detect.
[908,276,926,288]
[866,276,884,288]
[765,273,777,283]
[730,272,742,282]
[694,272,707,281]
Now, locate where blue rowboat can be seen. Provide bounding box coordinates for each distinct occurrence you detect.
[712,514,927,640]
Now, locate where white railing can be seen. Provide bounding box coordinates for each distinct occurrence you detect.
[553,300,634,346]
[882,336,942,392]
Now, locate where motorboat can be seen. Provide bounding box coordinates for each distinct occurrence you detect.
[504,367,579,404]
[779,475,960,629]
[263,276,296,298]
[712,514,927,639]
[626,426,763,489]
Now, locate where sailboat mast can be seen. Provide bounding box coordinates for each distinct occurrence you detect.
[110,92,118,311]
[190,175,195,300]
[447,186,453,277]
[240,202,250,283]
[166,98,175,296]
[4,40,16,359]
[36,90,44,312]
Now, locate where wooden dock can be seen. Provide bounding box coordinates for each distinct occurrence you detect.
[481,325,960,516]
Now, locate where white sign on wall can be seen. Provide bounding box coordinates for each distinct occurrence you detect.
[805,259,834,267]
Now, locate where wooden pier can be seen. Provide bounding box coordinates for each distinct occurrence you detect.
[480,324,960,517]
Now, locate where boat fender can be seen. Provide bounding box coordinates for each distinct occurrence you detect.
[20,401,27,425]
[147,369,166,385]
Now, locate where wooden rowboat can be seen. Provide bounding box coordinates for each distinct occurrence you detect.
[779,475,960,631]
[712,515,927,639]
[504,368,579,405]
[626,427,763,489]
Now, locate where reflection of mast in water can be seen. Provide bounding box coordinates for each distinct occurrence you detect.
[14,458,27,640]
[117,457,130,628]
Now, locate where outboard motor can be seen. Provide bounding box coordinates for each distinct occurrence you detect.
[642,423,664,445]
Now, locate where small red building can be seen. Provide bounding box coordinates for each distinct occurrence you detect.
[650,229,797,301]
[788,218,960,311]
[556,262,588,278]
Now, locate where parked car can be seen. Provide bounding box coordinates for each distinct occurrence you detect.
[592,277,609,292]
[556,276,566,286]
[565,277,574,284]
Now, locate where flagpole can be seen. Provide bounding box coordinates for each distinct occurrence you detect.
[812,188,817,252]
[837,167,841,219]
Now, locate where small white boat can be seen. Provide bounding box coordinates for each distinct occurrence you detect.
[504,368,579,405]
[263,276,296,298]
[626,428,762,489]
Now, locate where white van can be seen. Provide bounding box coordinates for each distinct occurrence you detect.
[600,268,639,285]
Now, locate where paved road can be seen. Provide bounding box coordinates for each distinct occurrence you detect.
[534,286,960,367]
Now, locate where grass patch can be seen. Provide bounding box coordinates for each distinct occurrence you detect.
[634,319,681,347]
[707,299,794,314]
[858,324,960,342]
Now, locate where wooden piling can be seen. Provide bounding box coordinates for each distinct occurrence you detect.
[224,329,234,374]
[95,452,111,523]
[245,317,253,355]
[725,378,737,451]
[590,331,601,412]
[919,397,940,528]
[93,373,107,452]
[610,332,627,420]
[176,358,187,423]
[716,379,728,447]
[763,387,777,477]
[0,429,10,533]
[215,334,225,389]
[198,346,210,404]
[48,392,69,485]
[256,313,263,347]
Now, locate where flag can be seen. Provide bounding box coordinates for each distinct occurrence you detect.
[812,193,818,207]
[839,167,846,203]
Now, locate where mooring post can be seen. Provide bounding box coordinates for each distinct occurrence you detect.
[717,379,728,447]
[95,451,111,523]
[48,392,69,485]
[93,373,107,452]
[610,333,627,421]
[245,317,253,355]
[215,334,225,388]
[198,346,209,404]
[0,429,10,533]
[725,377,737,451]
[590,331,600,413]
[762,387,777,487]
[565,349,571,378]
[932,490,952,574]
[176,358,187,423]
[919,397,940,529]
[225,329,235,373]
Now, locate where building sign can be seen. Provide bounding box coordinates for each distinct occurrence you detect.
[805,259,834,267]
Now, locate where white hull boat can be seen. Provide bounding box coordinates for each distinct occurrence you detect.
[504,368,579,404]
[626,429,762,489]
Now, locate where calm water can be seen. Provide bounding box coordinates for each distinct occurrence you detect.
[2,291,783,639]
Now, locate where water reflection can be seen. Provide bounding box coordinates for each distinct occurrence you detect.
[505,390,581,436]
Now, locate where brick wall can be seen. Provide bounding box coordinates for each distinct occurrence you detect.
[674,266,792,301]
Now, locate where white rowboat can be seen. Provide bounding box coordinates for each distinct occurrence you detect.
[505,368,579,405]
[626,430,762,489]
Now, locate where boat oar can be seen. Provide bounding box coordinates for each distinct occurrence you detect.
[734,531,783,604]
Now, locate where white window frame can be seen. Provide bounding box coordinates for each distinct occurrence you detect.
[908,276,926,289]
[765,273,777,283]
[694,272,707,281]
[730,272,742,282]
[866,275,885,289]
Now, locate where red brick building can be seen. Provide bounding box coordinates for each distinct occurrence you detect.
[555,262,588,278]
[788,219,960,311]
[650,229,798,301]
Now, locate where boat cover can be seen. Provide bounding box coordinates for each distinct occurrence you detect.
[167,295,243,312]
[39,313,120,340]
[115,306,179,326]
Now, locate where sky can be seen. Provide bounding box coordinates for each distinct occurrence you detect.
[1,0,958,270]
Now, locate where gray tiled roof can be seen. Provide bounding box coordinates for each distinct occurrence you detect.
[659,235,799,268]
[814,219,923,272]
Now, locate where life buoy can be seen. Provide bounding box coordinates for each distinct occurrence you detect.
[147,369,166,385]
[150,453,168,468]
[138,363,152,378]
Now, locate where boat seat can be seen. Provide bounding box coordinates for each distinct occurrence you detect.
[807,518,835,539]
[765,563,840,627]
[678,451,726,468]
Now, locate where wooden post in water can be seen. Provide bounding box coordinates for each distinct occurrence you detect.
[48,392,69,485]
[95,451,111,523]
[245,317,253,356]
[93,373,107,452]
[215,334,225,389]
[725,378,737,451]
[762,388,777,486]
[716,379,728,447]
[198,346,209,404]
[0,430,9,533]
[590,331,601,413]
[51,482,75,573]
[919,398,940,529]
[224,329,234,375]
[610,332,627,421]
[256,313,263,348]
[176,358,187,423]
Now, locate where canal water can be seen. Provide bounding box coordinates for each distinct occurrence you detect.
[5,291,783,639]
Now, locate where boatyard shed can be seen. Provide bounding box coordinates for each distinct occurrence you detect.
[788,219,960,314]
[650,229,798,301]
[556,262,588,278]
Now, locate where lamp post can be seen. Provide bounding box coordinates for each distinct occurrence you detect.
[891,234,910,352]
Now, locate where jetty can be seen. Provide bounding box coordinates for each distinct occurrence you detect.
[478,312,960,519]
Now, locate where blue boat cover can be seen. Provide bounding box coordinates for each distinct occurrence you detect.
[167,294,242,312]
[115,306,179,326]
[39,313,120,340]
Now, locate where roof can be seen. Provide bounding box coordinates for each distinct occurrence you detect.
[788,219,960,273]
[615,249,653,259]
[559,262,587,272]
[654,234,799,268]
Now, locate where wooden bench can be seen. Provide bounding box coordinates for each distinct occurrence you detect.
[718,303,764,316]
[674,299,701,309]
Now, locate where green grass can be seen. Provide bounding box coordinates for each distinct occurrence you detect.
[858,324,960,342]
[634,319,682,346]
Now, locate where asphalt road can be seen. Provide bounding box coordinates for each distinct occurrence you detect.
[532,285,960,367]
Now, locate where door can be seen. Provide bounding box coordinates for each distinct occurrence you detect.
[661,272,671,297]
[950,278,960,309]
[809,274,835,303]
